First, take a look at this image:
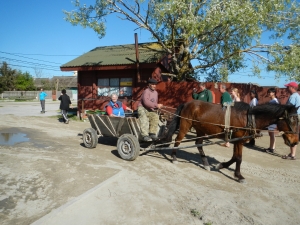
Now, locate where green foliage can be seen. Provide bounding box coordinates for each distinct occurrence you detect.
[190,208,201,217]
[0,61,17,93]
[64,0,300,82]
[0,62,36,92]
[204,222,213,225]
[15,72,35,91]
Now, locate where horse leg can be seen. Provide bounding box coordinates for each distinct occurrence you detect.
[196,136,210,171]
[171,120,191,164]
[216,141,245,183]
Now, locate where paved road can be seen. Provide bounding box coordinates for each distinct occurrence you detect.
[0,100,76,117]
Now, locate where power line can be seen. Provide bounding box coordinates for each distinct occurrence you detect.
[0,51,79,57]
[3,63,62,72]
[0,51,64,65]
[0,57,59,69]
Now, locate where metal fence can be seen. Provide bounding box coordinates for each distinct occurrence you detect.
[1,90,75,100]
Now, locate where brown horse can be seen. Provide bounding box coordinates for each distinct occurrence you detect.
[165,100,299,182]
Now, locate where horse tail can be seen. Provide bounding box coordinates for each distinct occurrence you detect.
[165,103,185,141]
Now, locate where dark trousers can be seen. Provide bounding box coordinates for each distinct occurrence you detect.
[40,100,45,112]
[61,110,69,122]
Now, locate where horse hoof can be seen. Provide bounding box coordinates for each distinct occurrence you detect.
[215,163,223,170]
[204,166,211,171]
[238,179,246,184]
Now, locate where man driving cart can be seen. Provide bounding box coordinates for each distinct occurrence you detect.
[138,79,164,141]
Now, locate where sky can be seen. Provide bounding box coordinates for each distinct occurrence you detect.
[0,0,294,88]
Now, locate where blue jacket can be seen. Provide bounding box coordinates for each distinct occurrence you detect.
[39,91,47,100]
[106,101,125,117]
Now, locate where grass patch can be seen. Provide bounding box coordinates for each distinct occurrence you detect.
[190,209,201,217]
[86,109,106,115]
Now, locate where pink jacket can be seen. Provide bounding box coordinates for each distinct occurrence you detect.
[138,87,158,111]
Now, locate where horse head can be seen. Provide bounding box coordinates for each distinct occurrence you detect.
[277,105,299,147]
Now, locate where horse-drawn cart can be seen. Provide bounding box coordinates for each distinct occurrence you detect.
[82,114,166,161]
[82,101,299,183]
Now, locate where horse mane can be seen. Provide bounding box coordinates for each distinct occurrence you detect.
[233,102,251,112]
[250,103,292,117]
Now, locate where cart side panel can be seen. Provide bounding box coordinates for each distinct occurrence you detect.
[123,117,142,141]
[88,115,99,133]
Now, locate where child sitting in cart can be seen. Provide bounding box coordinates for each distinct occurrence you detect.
[105,93,133,117]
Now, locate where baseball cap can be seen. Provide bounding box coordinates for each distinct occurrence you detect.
[148,78,158,84]
[284,82,298,88]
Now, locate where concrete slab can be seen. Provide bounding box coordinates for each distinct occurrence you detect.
[31,171,122,225]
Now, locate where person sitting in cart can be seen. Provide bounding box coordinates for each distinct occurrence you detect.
[138,78,163,142]
[105,93,133,117]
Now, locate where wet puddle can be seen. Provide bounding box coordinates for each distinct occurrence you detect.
[0,133,29,146]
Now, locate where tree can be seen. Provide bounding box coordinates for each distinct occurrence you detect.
[64,0,300,82]
[15,72,35,91]
[0,61,17,92]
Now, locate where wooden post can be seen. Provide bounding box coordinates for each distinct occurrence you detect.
[134,33,140,83]
[81,99,84,120]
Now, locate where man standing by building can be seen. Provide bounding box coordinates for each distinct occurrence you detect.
[219,83,232,105]
[39,88,47,113]
[282,82,300,160]
[219,83,232,147]
[192,82,213,102]
[138,79,163,141]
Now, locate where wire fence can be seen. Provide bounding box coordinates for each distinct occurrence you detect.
[1,90,75,100]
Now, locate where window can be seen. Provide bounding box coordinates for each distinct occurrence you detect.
[98,78,132,97]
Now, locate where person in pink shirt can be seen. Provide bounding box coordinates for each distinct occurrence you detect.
[138,79,163,141]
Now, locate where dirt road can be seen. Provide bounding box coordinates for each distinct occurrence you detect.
[0,101,299,225]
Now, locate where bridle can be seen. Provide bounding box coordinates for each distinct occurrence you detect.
[278,110,299,135]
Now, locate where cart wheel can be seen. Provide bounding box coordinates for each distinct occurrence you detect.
[83,128,98,148]
[117,134,140,161]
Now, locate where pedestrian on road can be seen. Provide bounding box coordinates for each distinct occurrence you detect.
[58,89,72,124]
[282,82,300,160]
[39,88,47,113]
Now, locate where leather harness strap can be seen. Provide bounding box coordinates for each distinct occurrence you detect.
[223,102,235,141]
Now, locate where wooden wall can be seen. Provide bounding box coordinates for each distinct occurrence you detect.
[77,69,291,116]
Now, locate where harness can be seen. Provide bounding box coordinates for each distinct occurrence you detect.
[223,102,234,141]
[278,111,299,135]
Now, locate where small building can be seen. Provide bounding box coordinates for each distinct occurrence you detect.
[60,40,171,116]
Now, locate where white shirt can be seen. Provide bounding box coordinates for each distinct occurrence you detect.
[249,98,258,107]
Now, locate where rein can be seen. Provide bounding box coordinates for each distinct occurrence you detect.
[160,107,254,131]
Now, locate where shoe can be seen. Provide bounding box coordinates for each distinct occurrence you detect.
[143,136,152,142]
[282,154,296,160]
[65,120,69,124]
[221,142,230,148]
[149,133,158,141]
[265,148,275,153]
